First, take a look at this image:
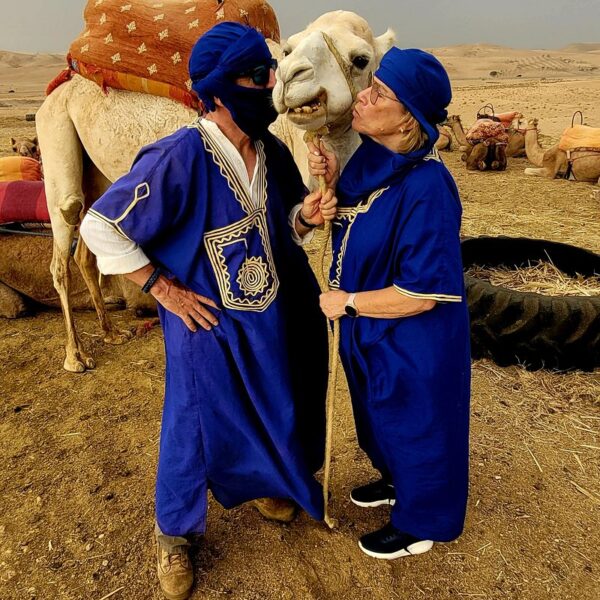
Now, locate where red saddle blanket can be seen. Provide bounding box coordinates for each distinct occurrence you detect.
[0,181,50,225]
[63,0,279,108]
[466,119,509,144]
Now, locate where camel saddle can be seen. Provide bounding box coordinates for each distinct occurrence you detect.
[466,119,509,145]
[0,181,49,225]
[0,157,43,183]
[63,0,279,108]
[558,125,600,153]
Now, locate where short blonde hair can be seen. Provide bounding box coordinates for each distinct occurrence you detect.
[395,104,428,154]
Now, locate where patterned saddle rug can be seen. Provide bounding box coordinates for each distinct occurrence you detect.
[58,0,279,108]
[558,125,600,153]
[466,119,509,144]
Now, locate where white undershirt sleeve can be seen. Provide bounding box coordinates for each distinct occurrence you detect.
[79,212,151,275]
[288,203,316,246]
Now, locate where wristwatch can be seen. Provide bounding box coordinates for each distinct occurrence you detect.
[344,293,359,317]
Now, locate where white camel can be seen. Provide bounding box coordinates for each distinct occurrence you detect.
[272,11,394,185]
[36,10,393,372]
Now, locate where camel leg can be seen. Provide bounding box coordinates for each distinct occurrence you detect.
[524,167,551,177]
[37,91,95,372]
[73,238,133,345]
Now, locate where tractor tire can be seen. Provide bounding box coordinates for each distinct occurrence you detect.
[462,236,600,371]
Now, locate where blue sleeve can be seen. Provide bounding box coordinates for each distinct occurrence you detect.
[87,132,193,246]
[393,168,464,303]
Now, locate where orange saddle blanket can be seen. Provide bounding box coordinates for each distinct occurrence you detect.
[559,125,600,152]
[66,0,279,108]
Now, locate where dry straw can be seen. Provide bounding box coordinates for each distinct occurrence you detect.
[467,260,600,297]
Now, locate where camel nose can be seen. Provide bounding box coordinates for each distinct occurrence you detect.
[279,58,314,86]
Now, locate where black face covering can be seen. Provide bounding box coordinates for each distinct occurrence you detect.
[220,85,279,140]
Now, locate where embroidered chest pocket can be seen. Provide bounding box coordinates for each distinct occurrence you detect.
[204,210,279,312]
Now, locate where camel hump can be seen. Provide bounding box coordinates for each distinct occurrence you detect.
[68,0,280,108]
[559,124,600,152]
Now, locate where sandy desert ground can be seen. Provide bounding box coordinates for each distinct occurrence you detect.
[0,44,599,600]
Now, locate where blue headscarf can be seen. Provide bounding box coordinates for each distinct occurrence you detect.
[338,48,452,205]
[188,22,277,139]
[189,22,272,111]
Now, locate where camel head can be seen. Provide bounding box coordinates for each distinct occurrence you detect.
[527,118,539,130]
[11,136,40,161]
[273,11,395,135]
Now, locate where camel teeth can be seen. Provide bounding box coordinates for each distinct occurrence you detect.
[293,107,302,113]
[302,106,312,114]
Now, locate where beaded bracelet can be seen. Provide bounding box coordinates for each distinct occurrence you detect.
[141,267,161,294]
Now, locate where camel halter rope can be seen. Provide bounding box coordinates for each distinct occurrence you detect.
[303,31,360,529]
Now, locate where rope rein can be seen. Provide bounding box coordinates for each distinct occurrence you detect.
[303,31,360,529]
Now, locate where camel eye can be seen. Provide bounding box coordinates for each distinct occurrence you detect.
[282,45,292,58]
[352,55,370,70]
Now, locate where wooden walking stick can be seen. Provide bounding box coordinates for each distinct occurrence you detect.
[304,128,340,529]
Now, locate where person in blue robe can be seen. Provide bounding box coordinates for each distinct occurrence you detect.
[308,47,470,560]
[80,22,336,600]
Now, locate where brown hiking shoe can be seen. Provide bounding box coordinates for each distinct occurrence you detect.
[156,543,194,600]
[252,498,297,522]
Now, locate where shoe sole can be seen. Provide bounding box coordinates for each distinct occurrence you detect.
[160,589,192,600]
[350,494,396,508]
[358,539,433,560]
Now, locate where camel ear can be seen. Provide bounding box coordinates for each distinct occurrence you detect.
[10,137,16,146]
[266,38,283,61]
[32,136,38,145]
[374,28,396,62]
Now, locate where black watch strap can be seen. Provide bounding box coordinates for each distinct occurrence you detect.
[298,210,317,229]
[142,267,161,294]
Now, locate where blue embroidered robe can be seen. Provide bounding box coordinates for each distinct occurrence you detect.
[89,120,328,535]
[330,152,471,542]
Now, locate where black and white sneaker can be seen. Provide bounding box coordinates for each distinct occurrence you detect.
[358,523,433,560]
[350,479,396,507]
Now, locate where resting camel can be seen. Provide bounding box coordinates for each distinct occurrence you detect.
[435,125,453,151]
[447,115,507,171]
[0,233,154,319]
[11,136,40,161]
[36,9,394,372]
[524,118,600,185]
[447,114,525,158]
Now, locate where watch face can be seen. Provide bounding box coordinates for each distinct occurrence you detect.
[344,305,358,317]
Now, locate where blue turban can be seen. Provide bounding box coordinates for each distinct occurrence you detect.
[337,48,452,204]
[189,22,272,112]
[375,48,452,145]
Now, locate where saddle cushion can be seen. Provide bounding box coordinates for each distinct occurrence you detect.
[559,125,600,152]
[0,157,43,183]
[496,111,521,128]
[65,0,279,108]
[466,119,509,144]
[0,181,50,225]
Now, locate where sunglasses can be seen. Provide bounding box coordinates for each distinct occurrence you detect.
[236,59,278,86]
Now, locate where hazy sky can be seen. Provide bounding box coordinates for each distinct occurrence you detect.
[1,0,599,53]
